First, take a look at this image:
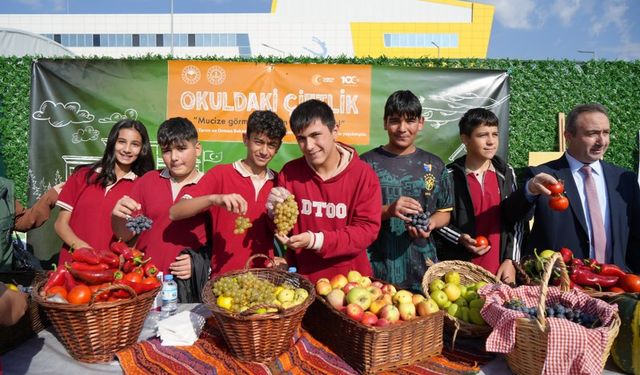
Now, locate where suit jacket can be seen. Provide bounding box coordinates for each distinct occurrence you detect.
[504,154,640,272]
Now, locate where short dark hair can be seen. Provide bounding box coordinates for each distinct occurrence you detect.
[157,117,198,148]
[289,99,336,134]
[246,110,286,141]
[566,103,608,135]
[383,90,422,121]
[458,108,499,136]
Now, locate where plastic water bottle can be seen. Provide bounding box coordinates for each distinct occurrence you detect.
[160,274,177,319]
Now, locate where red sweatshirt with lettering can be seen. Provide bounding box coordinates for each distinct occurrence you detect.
[278,144,382,283]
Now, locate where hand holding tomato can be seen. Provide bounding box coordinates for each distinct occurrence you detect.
[545,180,565,195]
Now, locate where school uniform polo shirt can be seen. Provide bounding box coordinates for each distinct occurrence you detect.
[130,169,209,276]
[56,167,137,266]
[184,161,276,275]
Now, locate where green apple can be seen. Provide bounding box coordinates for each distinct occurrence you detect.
[430,290,449,309]
[429,279,445,293]
[458,284,468,299]
[444,271,461,285]
[446,303,459,317]
[474,281,488,291]
[459,306,470,322]
[464,290,479,302]
[469,307,487,325]
[443,283,461,301]
[454,298,468,307]
[469,298,485,309]
[346,286,373,310]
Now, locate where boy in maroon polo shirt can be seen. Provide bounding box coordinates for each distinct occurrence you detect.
[111,117,209,280]
[436,108,524,283]
[169,110,286,275]
[268,99,382,283]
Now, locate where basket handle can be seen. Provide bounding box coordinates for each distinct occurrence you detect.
[88,283,138,306]
[425,258,501,283]
[535,252,570,331]
[237,302,285,316]
[244,254,276,270]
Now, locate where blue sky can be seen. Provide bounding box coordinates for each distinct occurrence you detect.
[1,0,638,60]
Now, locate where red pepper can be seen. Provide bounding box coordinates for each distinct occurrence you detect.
[95,248,120,269]
[595,263,627,278]
[570,258,585,268]
[69,261,109,272]
[116,279,160,295]
[71,247,101,265]
[559,248,573,264]
[570,267,619,288]
[113,270,124,281]
[110,241,134,260]
[143,262,158,278]
[583,258,600,269]
[68,267,117,285]
[42,264,66,294]
[123,259,136,273]
[63,268,78,290]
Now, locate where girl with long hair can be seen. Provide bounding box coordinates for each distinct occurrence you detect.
[55,119,154,265]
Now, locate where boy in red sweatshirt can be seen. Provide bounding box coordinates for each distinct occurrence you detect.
[271,99,382,283]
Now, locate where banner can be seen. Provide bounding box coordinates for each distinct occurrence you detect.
[28,59,509,262]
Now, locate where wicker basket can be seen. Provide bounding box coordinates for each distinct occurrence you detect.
[422,260,499,338]
[303,289,444,374]
[201,254,315,363]
[505,253,621,375]
[31,280,160,363]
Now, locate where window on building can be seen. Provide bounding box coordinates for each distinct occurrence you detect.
[132,34,140,47]
[93,34,100,46]
[188,34,195,47]
[383,33,459,48]
[156,34,163,47]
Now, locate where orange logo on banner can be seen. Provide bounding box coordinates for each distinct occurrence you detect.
[167,61,371,144]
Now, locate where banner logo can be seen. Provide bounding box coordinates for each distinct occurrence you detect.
[311,74,335,86]
[181,65,201,85]
[340,75,359,85]
[206,66,227,86]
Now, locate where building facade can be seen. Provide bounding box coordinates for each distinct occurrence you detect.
[1,0,493,58]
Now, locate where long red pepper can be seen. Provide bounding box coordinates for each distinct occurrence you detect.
[595,263,627,278]
[69,261,109,272]
[42,265,65,293]
[71,247,101,265]
[68,267,117,285]
[570,267,619,288]
[95,248,120,269]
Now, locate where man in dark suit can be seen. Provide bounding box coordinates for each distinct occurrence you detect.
[505,103,640,272]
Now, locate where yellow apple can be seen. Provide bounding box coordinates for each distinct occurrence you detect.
[444,271,461,285]
[416,299,440,316]
[443,283,461,302]
[412,293,425,305]
[368,299,389,315]
[393,290,413,305]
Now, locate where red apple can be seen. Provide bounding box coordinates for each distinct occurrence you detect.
[375,318,390,327]
[379,304,400,323]
[346,303,364,321]
[326,288,346,309]
[315,279,332,296]
[381,284,397,296]
[416,299,440,316]
[346,286,373,310]
[330,274,348,290]
[371,281,384,289]
[342,281,360,294]
[398,302,416,321]
[361,311,378,326]
[347,270,363,283]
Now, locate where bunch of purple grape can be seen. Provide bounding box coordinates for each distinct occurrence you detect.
[503,298,601,328]
[126,214,153,235]
[407,212,430,231]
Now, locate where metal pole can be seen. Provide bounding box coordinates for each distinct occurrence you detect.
[577,50,595,60]
[170,0,174,56]
[431,41,440,58]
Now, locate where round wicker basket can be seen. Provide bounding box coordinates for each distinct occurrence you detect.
[31,280,160,363]
[201,254,315,363]
[422,259,499,338]
[505,253,621,375]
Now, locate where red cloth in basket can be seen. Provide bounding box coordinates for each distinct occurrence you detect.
[478,284,618,375]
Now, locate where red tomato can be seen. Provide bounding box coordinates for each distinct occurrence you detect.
[141,276,159,285]
[545,180,565,195]
[607,286,625,294]
[123,272,143,284]
[549,195,569,211]
[46,285,68,300]
[475,235,489,248]
[619,274,640,293]
[68,284,92,304]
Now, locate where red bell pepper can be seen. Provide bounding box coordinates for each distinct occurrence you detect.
[570,267,619,288]
[70,247,101,265]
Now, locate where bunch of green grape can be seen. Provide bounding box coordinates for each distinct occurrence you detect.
[233,215,252,234]
[212,273,278,313]
[273,195,299,236]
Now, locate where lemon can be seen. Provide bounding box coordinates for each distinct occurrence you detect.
[216,295,233,310]
[5,283,19,292]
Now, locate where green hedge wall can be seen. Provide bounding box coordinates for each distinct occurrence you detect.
[1,56,639,203]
